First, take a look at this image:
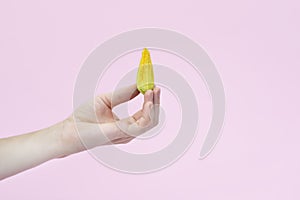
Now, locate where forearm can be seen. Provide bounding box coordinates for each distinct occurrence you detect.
[0,120,76,180]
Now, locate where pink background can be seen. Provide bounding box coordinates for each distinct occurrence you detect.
[1,0,300,199]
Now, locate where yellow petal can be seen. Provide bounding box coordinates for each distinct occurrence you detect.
[137,48,154,94]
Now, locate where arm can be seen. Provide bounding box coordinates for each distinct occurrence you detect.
[0,84,161,180]
[0,122,65,180]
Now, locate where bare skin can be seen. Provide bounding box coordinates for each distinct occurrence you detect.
[0,84,161,180]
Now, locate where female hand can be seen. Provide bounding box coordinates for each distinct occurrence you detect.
[61,84,161,155]
[0,84,160,180]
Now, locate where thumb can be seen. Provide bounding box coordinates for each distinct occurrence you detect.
[100,84,140,108]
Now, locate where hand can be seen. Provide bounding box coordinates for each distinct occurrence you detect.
[0,84,160,180]
[61,84,161,155]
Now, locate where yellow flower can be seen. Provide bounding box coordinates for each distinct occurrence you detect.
[136,48,155,94]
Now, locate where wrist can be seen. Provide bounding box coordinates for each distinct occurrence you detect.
[57,116,86,158]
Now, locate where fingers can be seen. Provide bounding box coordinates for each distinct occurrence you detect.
[102,134,135,145]
[134,87,159,126]
[132,90,154,120]
[126,87,160,137]
[144,89,154,103]
[112,87,160,138]
[110,136,135,144]
[77,87,161,149]
[153,87,160,105]
[138,101,153,127]
[153,87,161,126]
[99,84,140,109]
